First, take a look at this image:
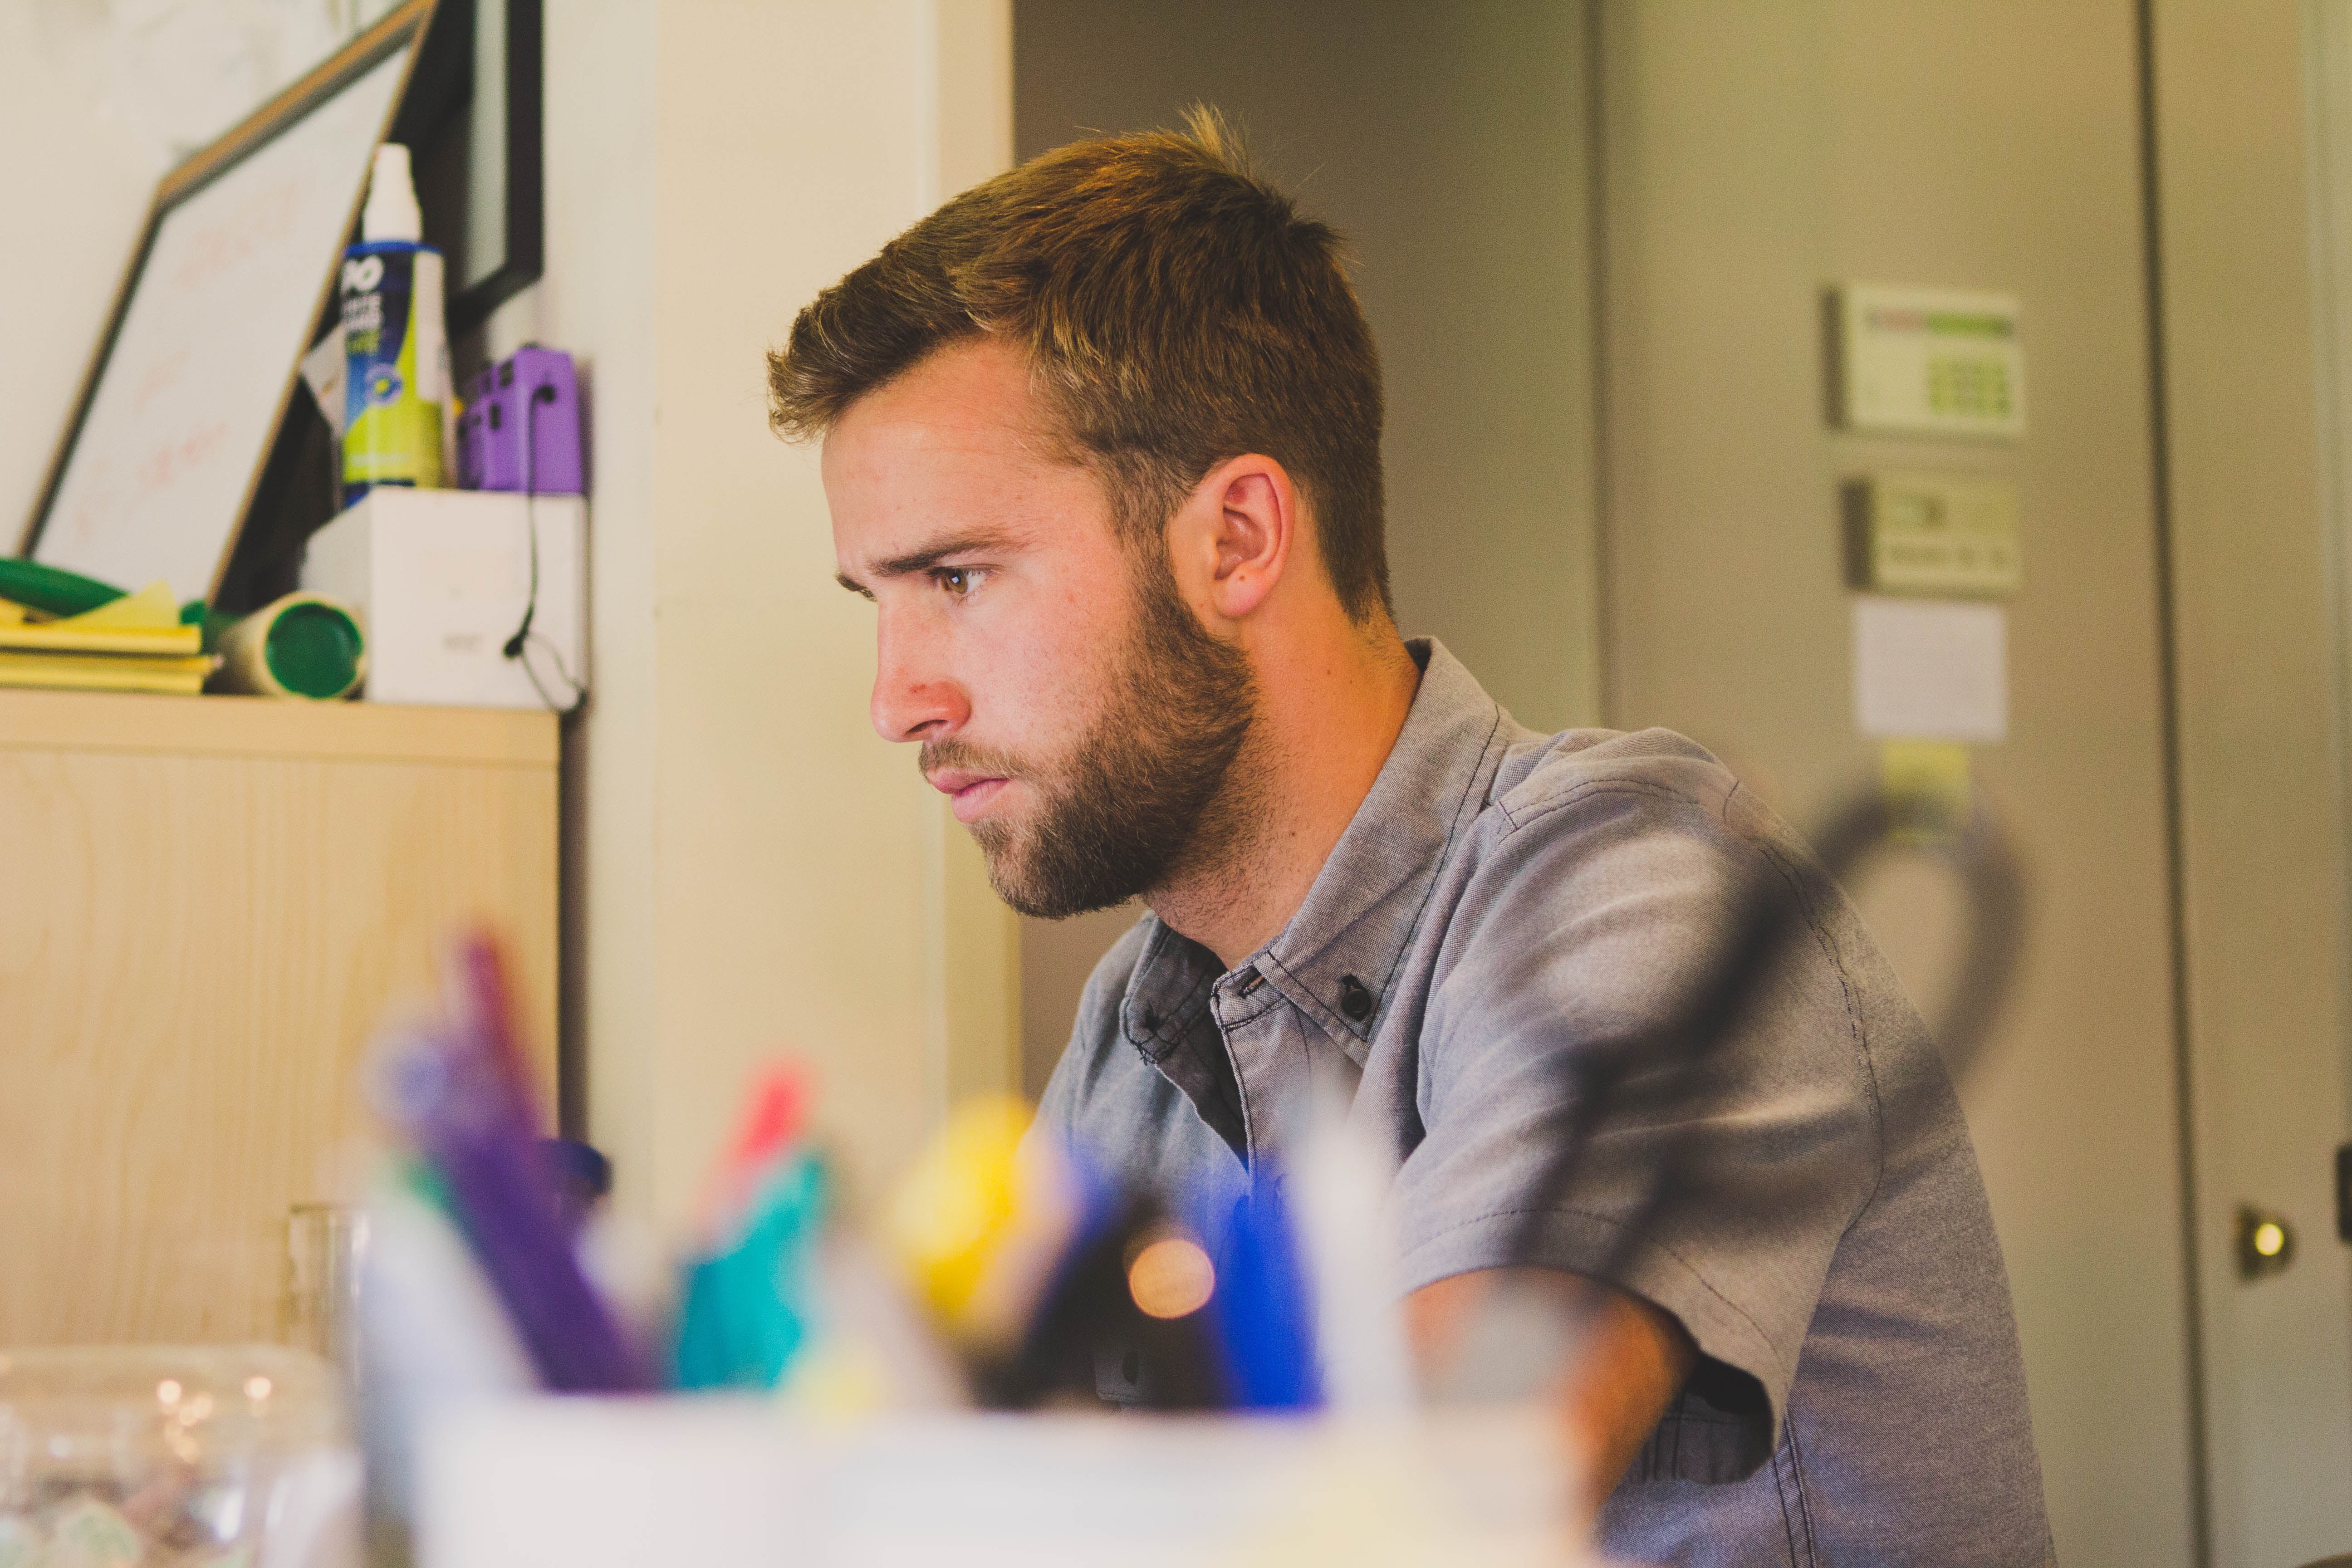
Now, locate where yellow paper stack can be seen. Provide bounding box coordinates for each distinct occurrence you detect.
[0,583,216,695]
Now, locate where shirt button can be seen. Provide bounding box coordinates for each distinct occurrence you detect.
[1338,974,1374,1022]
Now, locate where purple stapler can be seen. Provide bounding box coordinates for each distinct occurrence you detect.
[457,345,583,495]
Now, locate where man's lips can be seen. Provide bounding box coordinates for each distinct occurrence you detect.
[927,768,1012,823]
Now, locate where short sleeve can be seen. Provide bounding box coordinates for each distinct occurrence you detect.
[1389,778,1881,1479]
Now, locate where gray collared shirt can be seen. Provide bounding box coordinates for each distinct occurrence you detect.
[1038,639,2053,1566]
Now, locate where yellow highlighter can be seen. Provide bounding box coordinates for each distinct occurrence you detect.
[882,1095,1081,1352]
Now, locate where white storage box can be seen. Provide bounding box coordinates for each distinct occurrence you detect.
[300,488,585,710]
[416,1401,1583,1568]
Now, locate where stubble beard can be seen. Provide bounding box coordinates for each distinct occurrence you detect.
[922,550,1261,921]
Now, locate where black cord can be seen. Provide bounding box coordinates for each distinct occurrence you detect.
[517,627,585,715]
[1509,784,2028,1282]
[502,378,585,716]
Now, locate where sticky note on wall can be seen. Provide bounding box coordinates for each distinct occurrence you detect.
[1879,740,1973,846]
[1852,596,2007,742]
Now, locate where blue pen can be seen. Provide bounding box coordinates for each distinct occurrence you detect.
[1204,1179,1323,1410]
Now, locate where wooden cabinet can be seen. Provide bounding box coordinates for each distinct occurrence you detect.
[0,690,558,1345]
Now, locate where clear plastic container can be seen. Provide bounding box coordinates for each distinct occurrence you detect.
[0,1344,361,1568]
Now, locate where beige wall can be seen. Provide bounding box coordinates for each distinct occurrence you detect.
[478,0,1022,1230]
[1597,4,2193,1563]
[1013,0,1600,733]
[1010,0,1602,1088]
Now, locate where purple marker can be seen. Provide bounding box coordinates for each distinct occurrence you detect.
[375,933,648,1393]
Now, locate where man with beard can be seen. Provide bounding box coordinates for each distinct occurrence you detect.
[771,117,2051,1564]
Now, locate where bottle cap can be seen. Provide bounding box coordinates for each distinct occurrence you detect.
[362,143,422,243]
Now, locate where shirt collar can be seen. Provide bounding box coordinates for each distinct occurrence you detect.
[1119,638,1510,1067]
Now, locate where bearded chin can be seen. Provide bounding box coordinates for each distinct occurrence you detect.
[973,560,1258,921]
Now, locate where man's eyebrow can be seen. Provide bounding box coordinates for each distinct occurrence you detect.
[836,529,1017,596]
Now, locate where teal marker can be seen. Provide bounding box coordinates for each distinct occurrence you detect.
[674,1151,828,1390]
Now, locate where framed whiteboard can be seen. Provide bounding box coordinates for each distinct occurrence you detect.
[20,2,436,605]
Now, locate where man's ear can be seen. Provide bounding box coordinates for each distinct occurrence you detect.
[1170,454,1298,624]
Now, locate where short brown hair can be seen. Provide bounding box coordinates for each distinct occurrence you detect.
[769,110,1391,622]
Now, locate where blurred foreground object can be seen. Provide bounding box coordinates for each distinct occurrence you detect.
[284,1203,369,1373]
[674,1068,827,1392]
[359,932,652,1561]
[418,1400,1591,1568]
[0,1345,362,1568]
[367,934,647,1395]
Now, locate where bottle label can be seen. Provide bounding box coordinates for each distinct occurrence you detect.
[341,244,445,502]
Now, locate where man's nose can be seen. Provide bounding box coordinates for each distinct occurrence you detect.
[871,614,970,744]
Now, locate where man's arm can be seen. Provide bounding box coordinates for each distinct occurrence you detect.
[1405,1268,1698,1513]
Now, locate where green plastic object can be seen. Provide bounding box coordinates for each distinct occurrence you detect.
[0,559,127,618]
[262,602,364,699]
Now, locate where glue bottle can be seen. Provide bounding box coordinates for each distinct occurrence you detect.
[339,144,451,506]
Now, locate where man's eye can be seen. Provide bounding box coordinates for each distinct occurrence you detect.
[935,567,982,598]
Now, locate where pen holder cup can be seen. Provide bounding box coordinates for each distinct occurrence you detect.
[416,1399,1585,1568]
[0,1344,362,1568]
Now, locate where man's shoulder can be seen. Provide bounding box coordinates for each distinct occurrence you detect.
[1478,724,1775,851]
[1430,721,1877,1050]
[1495,723,1732,804]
